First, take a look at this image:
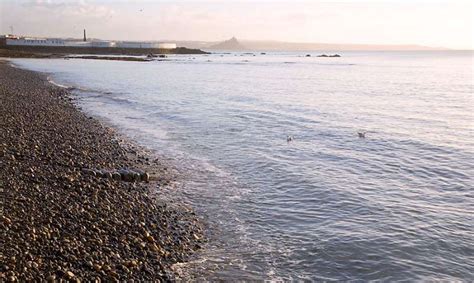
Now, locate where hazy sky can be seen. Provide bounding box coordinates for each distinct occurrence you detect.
[0,0,472,49]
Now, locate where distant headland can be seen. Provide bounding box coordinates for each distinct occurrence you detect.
[208,37,245,50]
[179,37,448,51]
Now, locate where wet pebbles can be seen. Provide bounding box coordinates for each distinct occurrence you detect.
[0,61,203,281]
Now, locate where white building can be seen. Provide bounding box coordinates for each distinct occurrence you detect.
[91,41,115,48]
[4,35,176,49]
[116,41,154,48]
[155,43,176,49]
[64,41,92,47]
[6,37,65,46]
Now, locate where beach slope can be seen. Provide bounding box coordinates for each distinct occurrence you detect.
[0,61,202,281]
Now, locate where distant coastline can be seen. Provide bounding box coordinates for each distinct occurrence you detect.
[0,45,208,60]
[175,37,450,51]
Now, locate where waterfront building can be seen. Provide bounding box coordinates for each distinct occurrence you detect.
[116,41,154,48]
[156,43,177,49]
[2,34,176,49]
[91,41,116,48]
[6,37,65,46]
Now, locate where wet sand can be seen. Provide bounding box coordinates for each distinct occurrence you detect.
[0,61,203,281]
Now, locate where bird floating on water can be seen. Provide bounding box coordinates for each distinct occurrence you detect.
[287,135,294,142]
[358,132,366,138]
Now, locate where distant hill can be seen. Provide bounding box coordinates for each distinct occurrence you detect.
[239,40,446,51]
[174,39,446,51]
[208,37,246,50]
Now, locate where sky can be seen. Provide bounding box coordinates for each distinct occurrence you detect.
[0,0,472,49]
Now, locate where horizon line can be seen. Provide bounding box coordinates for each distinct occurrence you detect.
[5,33,474,50]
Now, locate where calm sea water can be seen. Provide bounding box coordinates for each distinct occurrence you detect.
[13,51,474,280]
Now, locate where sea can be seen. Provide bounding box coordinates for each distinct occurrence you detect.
[12,50,474,281]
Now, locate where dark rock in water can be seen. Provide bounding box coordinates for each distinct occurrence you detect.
[358,132,366,138]
[317,54,341,58]
[305,54,311,57]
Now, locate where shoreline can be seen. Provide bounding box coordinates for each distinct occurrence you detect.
[0,61,204,281]
[0,45,209,61]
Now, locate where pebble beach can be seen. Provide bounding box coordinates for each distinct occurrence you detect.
[0,61,203,281]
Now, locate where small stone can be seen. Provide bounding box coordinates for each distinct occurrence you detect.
[112,172,121,181]
[2,216,12,225]
[132,172,141,182]
[141,172,150,182]
[121,171,133,182]
[66,271,75,278]
[103,172,113,179]
[125,260,138,268]
[146,235,154,242]
[81,168,92,175]
[108,270,118,278]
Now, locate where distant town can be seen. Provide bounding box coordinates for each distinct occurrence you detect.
[0,29,177,49]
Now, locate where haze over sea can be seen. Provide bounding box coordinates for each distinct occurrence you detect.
[13,51,473,280]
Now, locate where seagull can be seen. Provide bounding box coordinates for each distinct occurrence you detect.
[287,135,294,142]
[358,132,366,138]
